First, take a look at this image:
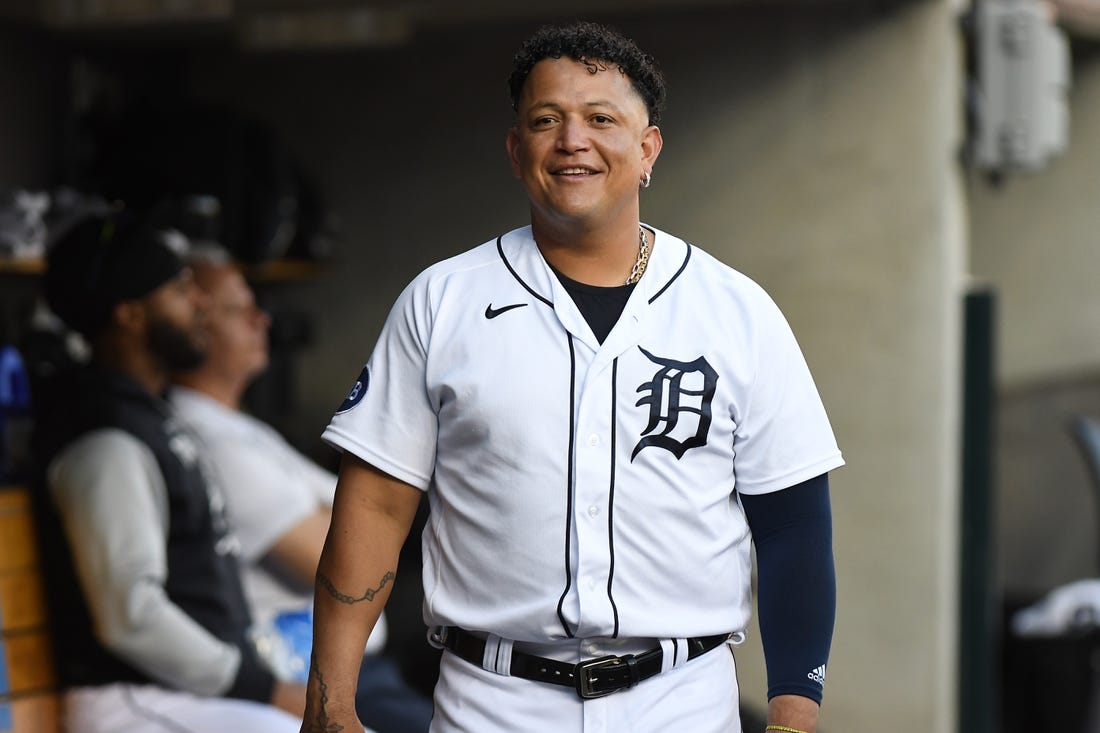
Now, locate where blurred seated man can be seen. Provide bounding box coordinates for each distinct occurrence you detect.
[169,246,434,733]
[31,211,314,733]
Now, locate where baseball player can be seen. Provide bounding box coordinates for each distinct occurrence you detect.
[302,21,843,733]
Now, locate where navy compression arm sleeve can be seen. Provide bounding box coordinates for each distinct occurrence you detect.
[740,473,835,703]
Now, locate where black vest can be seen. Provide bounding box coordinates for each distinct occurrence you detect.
[32,367,257,689]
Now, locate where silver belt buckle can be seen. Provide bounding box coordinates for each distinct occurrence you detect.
[574,654,631,699]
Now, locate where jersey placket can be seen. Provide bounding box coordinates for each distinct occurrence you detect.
[541,252,659,641]
[570,347,618,640]
[542,279,605,638]
[566,289,654,641]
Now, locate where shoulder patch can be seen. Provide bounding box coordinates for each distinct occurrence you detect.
[335,365,370,414]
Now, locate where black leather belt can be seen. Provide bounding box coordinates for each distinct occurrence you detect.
[435,626,731,700]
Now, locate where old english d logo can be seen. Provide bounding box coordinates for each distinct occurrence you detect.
[632,347,718,461]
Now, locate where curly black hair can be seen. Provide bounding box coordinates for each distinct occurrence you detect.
[508,21,666,126]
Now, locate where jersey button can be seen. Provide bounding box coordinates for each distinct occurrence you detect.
[587,433,600,447]
[587,505,599,518]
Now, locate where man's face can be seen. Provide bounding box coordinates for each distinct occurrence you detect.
[196,265,271,384]
[142,269,209,372]
[506,57,662,229]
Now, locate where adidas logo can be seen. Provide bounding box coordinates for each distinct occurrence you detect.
[807,664,826,684]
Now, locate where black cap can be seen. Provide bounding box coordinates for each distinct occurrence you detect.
[43,212,186,340]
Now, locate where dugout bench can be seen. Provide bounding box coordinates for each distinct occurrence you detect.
[0,485,60,733]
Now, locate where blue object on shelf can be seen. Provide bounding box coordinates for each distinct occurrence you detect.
[0,345,32,482]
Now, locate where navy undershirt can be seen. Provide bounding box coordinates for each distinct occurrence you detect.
[556,269,836,703]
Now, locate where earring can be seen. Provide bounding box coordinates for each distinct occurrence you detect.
[640,171,652,189]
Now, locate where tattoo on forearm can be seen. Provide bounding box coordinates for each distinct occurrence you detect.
[316,569,395,604]
[307,652,344,733]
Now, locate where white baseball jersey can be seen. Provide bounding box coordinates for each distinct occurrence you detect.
[323,225,843,644]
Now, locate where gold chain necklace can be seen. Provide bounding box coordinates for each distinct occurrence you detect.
[625,226,650,285]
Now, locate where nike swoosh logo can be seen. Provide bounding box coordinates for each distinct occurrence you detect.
[484,302,528,319]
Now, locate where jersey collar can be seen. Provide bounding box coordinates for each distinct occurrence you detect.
[497,225,693,356]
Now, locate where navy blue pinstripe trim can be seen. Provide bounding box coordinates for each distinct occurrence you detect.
[607,358,621,638]
[648,243,693,304]
[497,235,553,308]
[556,333,578,638]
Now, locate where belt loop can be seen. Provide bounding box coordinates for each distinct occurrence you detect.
[496,637,514,676]
[481,634,514,676]
[658,638,677,673]
[625,654,641,687]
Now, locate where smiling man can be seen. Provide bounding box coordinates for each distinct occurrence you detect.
[303,22,843,733]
